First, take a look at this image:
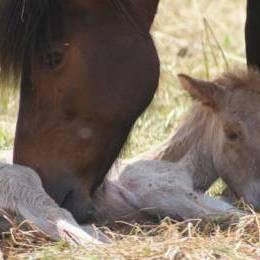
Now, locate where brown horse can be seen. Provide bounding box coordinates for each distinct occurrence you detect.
[0,0,160,222]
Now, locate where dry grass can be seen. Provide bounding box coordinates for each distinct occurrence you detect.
[1,0,259,259]
[126,0,246,157]
[4,213,260,259]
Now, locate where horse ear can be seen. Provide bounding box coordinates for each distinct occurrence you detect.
[178,74,224,108]
[134,0,159,30]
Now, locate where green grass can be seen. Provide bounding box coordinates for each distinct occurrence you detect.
[1,0,256,259]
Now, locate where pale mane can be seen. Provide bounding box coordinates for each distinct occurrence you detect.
[143,102,221,163]
[148,69,260,162]
[215,69,260,94]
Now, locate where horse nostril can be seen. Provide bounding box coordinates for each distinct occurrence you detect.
[61,189,96,223]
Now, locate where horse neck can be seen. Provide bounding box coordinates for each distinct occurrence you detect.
[143,104,221,191]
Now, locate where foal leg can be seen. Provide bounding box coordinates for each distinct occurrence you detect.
[246,0,260,69]
[94,173,240,223]
[0,163,108,245]
[137,186,241,221]
[114,160,239,220]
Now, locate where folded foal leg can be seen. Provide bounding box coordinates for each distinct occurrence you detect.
[115,160,241,221]
[91,160,241,225]
[137,186,240,221]
[0,163,107,246]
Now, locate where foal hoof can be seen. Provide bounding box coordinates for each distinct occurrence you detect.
[56,221,110,247]
[81,224,111,244]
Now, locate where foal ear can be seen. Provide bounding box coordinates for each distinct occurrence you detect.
[178,74,224,108]
[135,0,159,30]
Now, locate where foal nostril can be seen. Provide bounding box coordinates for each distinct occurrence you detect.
[61,189,95,223]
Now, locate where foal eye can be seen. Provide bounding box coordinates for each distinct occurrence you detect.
[226,130,239,141]
[224,125,241,141]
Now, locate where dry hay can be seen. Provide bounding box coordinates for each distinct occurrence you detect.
[1,205,260,259]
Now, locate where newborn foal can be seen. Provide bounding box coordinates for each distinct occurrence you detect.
[93,70,260,222]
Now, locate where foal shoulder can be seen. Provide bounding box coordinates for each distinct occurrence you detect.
[114,159,192,193]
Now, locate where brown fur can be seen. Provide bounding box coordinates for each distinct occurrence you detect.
[0,0,160,223]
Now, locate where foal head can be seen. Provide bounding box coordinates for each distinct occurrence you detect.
[179,70,260,209]
[0,0,160,222]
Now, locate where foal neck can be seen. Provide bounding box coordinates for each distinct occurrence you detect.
[144,104,221,191]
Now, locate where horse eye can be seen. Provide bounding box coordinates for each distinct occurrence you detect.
[41,49,65,70]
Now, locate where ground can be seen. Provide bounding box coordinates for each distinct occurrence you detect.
[2,0,260,259]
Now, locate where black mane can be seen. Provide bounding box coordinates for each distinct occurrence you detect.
[0,0,146,87]
[0,0,62,85]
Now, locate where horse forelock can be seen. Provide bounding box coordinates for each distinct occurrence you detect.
[0,0,62,86]
[0,0,149,87]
